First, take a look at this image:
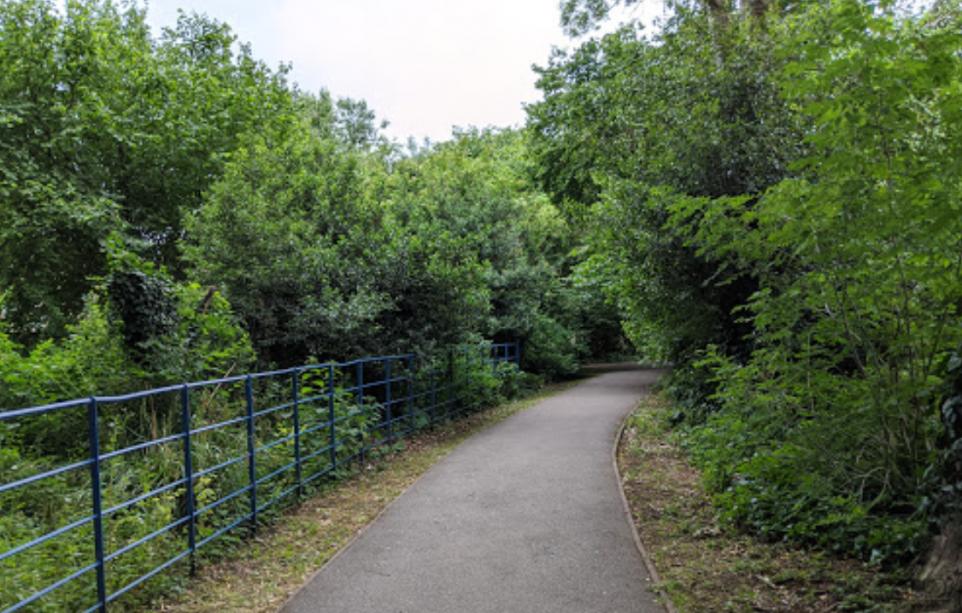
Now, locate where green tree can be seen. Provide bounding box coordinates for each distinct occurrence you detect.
[528,10,801,373]
[0,0,294,344]
[386,128,585,374]
[184,113,390,364]
[670,0,962,562]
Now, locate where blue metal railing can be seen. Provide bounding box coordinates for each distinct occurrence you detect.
[0,342,520,612]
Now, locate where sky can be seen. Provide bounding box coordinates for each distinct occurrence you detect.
[135,0,666,143]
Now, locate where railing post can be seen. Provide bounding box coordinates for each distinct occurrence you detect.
[447,348,455,420]
[180,385,197,576]
[406,355,415,434]
[385,358,393,443]
[245,376,257,535]
[327,364,337,471]
[356,361,365,463]
[430,367,437,426]
[328,364,337,472]
[292,371,302,499]
[87,397,107,613]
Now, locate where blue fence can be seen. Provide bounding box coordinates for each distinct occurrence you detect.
[0,342,520,612]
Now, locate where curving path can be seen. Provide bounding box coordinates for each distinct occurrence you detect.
[282,365,665,613]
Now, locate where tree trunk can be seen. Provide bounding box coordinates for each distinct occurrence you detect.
[920,520,962,611]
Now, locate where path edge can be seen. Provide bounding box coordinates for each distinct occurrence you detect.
[277,382,581,611]
[612,403,679,613]
[277,460,420,612]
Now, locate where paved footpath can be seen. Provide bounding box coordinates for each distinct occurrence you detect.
[282,365,665,613]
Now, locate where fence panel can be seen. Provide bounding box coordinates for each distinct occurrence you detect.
[0,342,519,612]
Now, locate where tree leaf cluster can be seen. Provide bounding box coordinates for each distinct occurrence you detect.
[530,0,962,564]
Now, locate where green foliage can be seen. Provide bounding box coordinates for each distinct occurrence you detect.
[932,346,962,521]
[385,127,625,366]
[669,0,962,562]
[528,12,799,374]
[386,129,569,343]
[522,314,580,379]
[0,0,293,344]
[0,1,622,609]
[186,121,606,371]
[0,295,131,409]
[1,0,605,376]
[533,0,962,566]
[0,245,254,456]
[0,342,522,611]
[184,111,391,363]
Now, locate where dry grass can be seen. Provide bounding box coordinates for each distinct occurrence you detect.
[153,381,578,612]
[618,394,923,613]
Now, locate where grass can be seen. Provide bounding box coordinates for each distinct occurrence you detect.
[617,393,925,612]
[153,380,578,612]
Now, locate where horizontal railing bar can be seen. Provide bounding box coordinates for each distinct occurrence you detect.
[2,560,99,613]
[301,419,334,437]
[296,392,333,405]
[0,513,94,562]
[254,461,296,486]
[103,477,188,518]
[302,464,337,486]
[193,454,247,480]
[184,374,248,389]
[0,458,93,495]
[256,483,300,514]
[104,515,190,563]
[337,448,366,465]
[255,432,295,454]
[94,383,184,403]
[252,400,296,419]
[0,398,89,420]
[246,366,302,380]
[103,549,191,606]
[381,415,410,428]
[335,354,413,367]
[193,483,253,518]
[191,414,247,436]
[300,443,335,464]
[331,408,370,425]
[195,514,249,550]
[365,435,391,450]
[381,397,411,408]
[357,376,409,391]
[99,431,185,462]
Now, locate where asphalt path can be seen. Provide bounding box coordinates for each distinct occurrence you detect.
[282,365,665,613]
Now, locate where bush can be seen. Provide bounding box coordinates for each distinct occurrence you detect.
[521,314,580,379]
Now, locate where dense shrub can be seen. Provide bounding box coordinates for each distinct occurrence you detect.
[535,0,962,569]
[521,314,580,380]
[0,1,626,610]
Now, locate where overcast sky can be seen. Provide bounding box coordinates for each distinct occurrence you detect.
[135,0,666,143]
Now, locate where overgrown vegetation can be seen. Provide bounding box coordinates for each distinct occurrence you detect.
[533,0,962,602]
[4,0,961,607]
[0,0,627,609]
[618,394,926,611]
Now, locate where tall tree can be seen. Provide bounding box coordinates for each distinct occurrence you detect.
[0,1,294,343]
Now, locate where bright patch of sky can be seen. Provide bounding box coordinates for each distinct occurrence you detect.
[133,0,667,143]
